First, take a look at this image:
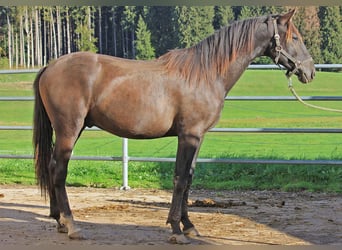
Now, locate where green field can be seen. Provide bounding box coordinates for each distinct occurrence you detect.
[0,70,341,192]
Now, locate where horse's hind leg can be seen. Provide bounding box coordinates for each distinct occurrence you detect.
[48,186,68,233]
[49,131,84,239]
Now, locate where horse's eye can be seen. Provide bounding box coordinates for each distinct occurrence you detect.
[293,36,298,41]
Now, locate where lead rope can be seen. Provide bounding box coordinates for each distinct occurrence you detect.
[287,76,342,113]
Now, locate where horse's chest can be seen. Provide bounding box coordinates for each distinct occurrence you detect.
[178,93,224,130]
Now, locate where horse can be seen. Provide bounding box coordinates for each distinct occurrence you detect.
[33,9,315,244]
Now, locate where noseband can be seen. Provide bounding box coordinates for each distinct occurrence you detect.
[272,19,312,78]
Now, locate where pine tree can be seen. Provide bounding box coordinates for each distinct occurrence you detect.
[175,6,214,48]
[319,6,342,65]
[238,6,253,19]
[74,6,98,53]
[121,6,136,58]
[1,6,341,67]
[147,6,178,57]
[213,6,234,29]
[238,6,263,20]
[262,6,285,15]
[135,15,155,60]
[292,7,321,64]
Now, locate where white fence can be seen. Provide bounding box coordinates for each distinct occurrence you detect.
[1,65,341,189]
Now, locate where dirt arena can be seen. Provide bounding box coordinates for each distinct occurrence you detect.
[0,185,341,246]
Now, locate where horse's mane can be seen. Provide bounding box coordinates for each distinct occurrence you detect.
[158,16,264,85]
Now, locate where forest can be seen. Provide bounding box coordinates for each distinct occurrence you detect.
[0,6,341,69]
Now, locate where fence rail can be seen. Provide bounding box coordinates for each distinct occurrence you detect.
[2,96,342,102]
[1,65,341,189]
[2,125,342,134]
[1,64,341,74]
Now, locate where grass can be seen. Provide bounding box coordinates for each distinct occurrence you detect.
[1,159,341,193]
[0,70,341,192]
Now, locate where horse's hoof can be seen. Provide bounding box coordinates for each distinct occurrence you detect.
[168,234,191,244]
[183,227,201,237]
[68,229,86,240]
[57,224,68,234]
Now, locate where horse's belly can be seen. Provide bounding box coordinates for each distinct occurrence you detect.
[89,74,179,139]
[94,116,175,139]
[89,98,176,139]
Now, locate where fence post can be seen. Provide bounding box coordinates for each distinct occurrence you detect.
[120,137,130,190]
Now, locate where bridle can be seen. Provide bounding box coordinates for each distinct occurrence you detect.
[272,19,313,78]
[272,19,342,113]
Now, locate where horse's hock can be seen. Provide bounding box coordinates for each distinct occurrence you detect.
[0,185,341,245]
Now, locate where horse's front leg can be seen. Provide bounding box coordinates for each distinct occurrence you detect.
[181,138,202,237]
[167,134,201,244]
[181,168,200,237]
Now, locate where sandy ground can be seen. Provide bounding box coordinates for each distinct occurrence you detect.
[0,185,341,246]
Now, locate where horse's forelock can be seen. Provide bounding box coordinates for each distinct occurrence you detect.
[286,21,303,43]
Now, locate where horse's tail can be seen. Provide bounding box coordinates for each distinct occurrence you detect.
[33,66,53,197]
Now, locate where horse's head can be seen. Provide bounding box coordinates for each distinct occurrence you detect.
[264,9,315,83]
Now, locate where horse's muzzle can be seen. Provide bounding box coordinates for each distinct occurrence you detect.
[296,59,315,84]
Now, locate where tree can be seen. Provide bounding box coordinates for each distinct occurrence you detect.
[110,7,118,56]
[135,15,155,60]
[97,6,102,54]
[175,6,214,48]
[34,7,41,66]
[1,6,341,68]
[74,6,98,52]
[18,7,26,67]
[147,6,178,57]
[65,7,71,54]
[6,8,13,68]
[238,6,261,20]
[292,7,321,64]
[56,6,62,57]
[49,7,58,59]
[319,6,342,65]
[121,6,136,58]
[213,6,234,29]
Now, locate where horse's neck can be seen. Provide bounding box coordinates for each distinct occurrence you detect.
[221,54,254,94]
[220,41,267,95]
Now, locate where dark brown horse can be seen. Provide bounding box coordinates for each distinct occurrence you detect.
[33,10,315,244]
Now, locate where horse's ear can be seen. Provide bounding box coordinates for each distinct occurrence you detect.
[278,9,296,25]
